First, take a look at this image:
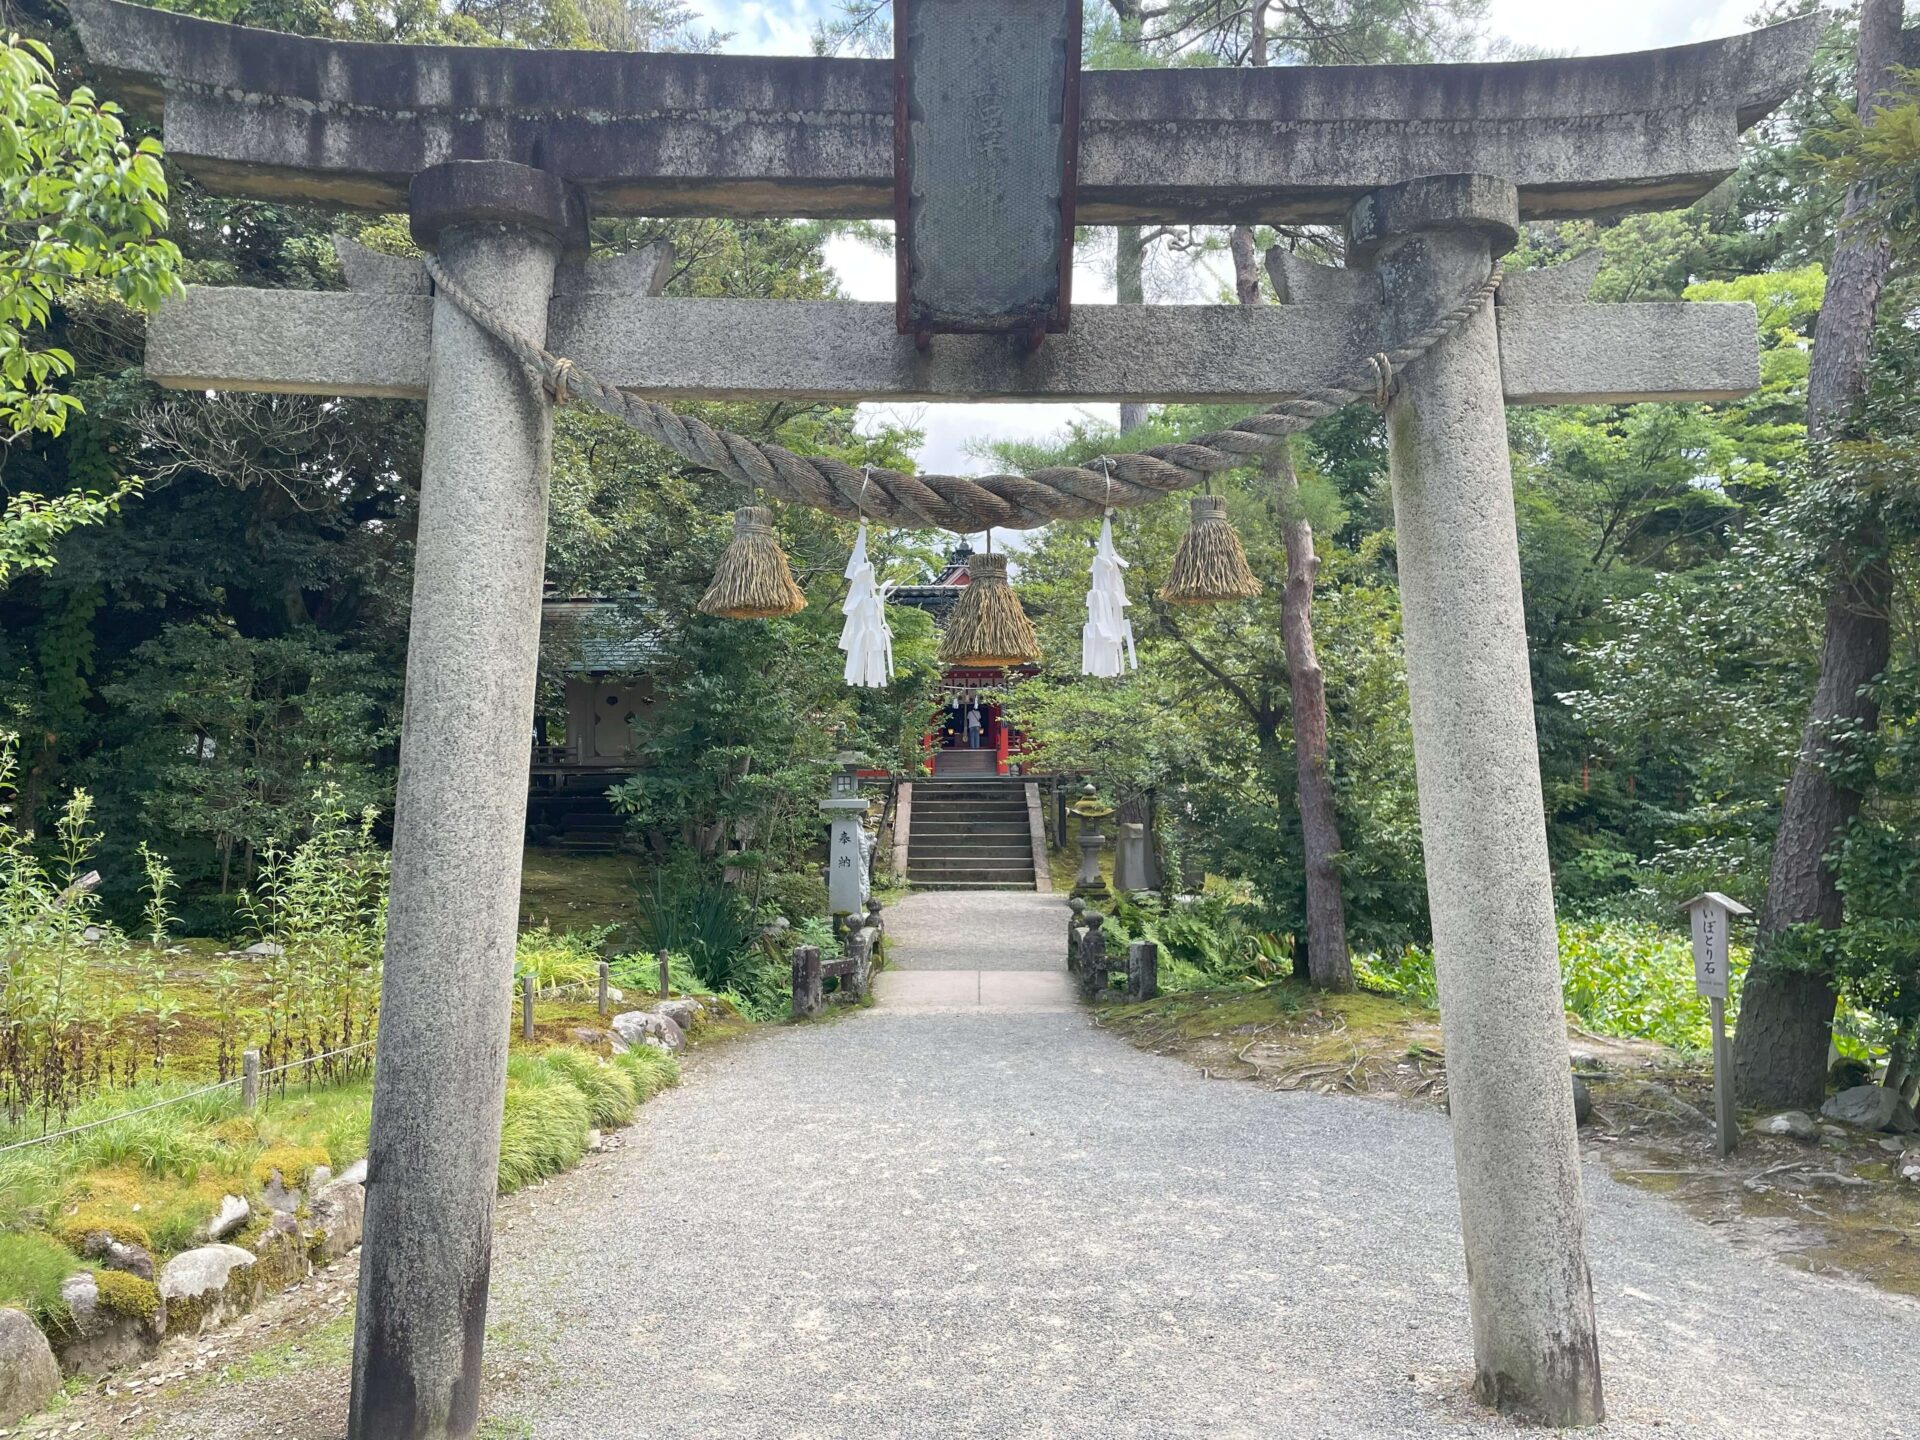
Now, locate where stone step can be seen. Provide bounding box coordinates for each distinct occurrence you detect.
[908,864,1038,882]
[909,817,1030,832]
[907,880,1036,892]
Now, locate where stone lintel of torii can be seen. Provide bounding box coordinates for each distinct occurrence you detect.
[149,239,1758,411]
[71,0,1815,225]
[70,1,1820,1436]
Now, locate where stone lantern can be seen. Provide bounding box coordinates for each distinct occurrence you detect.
[1067,781,1113,902]
[822,750,874,918]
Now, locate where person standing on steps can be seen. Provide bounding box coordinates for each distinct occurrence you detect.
[966,700,983,750]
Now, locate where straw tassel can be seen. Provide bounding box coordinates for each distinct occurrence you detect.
[838,521,895,687]
[938,551,1040,667]
[1159,494,1261,604]
[697,505,807,620]
[1081,513,1137,678]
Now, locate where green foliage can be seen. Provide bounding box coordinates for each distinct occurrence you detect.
[1358,921,1751,1055]
[536,1046,637,1128]
[0,34,180,437]
[240,785,387,1086]
[631,867,754,993]
[496,1053,593,1193]
[610,1043,680,1100]
[0,1229,78,1330]
[515,926,606,994]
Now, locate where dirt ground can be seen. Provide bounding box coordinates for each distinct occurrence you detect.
[1095,983,1920,1299]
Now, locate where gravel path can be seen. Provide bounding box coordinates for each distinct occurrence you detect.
[481,892,1918,1439]
[99,891,1919,1439]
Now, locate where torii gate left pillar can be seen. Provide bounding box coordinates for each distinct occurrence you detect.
[349,160,578,1440]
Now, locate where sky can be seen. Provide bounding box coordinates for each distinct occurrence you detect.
[681,0,1792,527]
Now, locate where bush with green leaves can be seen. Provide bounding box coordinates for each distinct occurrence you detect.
[1355,919,1752,1055]
[515,925,609,994]
[240,784,388,1088]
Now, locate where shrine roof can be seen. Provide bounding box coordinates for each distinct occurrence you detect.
[72,0,1818,225]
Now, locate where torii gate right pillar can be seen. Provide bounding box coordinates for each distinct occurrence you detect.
[1353,174,1604,1427]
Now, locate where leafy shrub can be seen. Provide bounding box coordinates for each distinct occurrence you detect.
[1356,920,1749,1054]
[634,870,754,992]
[756,871,828,927]
[1558,919,1744,1053]
[515,926,608,994]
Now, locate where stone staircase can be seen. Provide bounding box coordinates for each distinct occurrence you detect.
[906,777,1038,891]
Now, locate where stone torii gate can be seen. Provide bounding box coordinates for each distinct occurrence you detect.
[71,0,1814,1433]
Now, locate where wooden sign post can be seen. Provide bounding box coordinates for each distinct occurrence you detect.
[1683,891,1751,1157]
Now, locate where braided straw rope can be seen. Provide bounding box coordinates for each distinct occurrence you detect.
[424,255,1502,533]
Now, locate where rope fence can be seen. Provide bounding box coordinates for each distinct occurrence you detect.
[0,1039,376,1158]
[423,255,1504,534]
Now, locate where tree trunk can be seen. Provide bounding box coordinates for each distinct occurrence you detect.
[1116,225,1148,433]
[1733,0,1905,1111]
[1270,447,1353,991]
[1230,193,1350,989]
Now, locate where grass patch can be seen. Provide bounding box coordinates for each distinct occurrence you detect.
[537,1047,638,1129]
[611,1045,680,1099]
[0,1229,80,1330]
[210,1309,355,1387]
[497,1054,593,1193]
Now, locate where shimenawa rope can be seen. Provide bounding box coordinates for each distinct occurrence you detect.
[423,256,1501,534]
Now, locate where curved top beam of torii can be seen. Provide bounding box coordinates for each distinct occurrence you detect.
[72,0,1816,226]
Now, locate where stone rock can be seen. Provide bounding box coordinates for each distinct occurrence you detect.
[74,1229,155,1281]
[305,1177,365,1261]
[0,1307,60,1424]
[1571,1076,1593,1126]
[611,1009,684,1052]
[1758,1110,1818,1142]
[658,997,703,1033]
[243,941,285,957]
[261,1169,303,1214]
[1821,1084,1920,1134]
[205,1193,250,1240]
[336,1157,368,1187]
[251,1219,310,1291]
[1829,1056,1873,1091]
[55,1272,162,1376]
[159,1244,259,1334]
[1902,1152,1920,1186]
[309,1164,333,1192]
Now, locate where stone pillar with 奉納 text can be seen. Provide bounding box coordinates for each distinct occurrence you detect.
[1352,174,1603,1427]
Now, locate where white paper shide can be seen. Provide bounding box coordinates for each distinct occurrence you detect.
[839,521,895,688]
[1080,513,1138,678]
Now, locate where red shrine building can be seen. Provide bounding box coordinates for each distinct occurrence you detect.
[888,542,1036,776]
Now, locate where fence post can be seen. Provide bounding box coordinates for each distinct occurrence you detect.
[1127,939,1159,1002]
[658,948,670,1000]
[865,898,885,964]
[790,944,823,1018]
[597,959,611,1018]
[521,973,535,1041]
[848,928,874,1002]
[1067,897,1086,969]
[1077,914,1106,1001]
[242,1048,261,1111]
